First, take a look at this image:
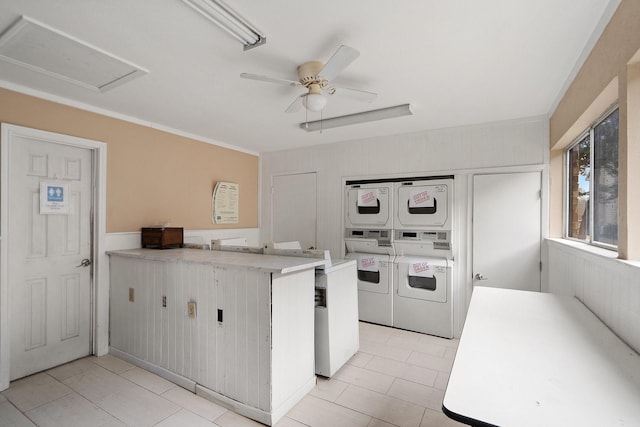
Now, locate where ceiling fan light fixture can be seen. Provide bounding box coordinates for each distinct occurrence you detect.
[302,93,327,112]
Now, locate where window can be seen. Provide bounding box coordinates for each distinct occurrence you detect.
[566,107,619,248]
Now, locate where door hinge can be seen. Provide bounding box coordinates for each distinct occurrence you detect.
[540,261,543,272]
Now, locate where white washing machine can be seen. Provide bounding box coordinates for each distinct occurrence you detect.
[345,182,393,230]
[394,177,453,231]
[345,251,394,327]
[394,255,453,338]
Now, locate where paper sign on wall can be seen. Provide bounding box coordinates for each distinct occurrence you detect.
[357,189,378,207]
[409,188,435,208]
[409,261,434,278]
[40,182,70,214]
[357,255,379,272]
[212,181,239,224]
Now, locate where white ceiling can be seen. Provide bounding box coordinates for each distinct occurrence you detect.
[0,0,619,154]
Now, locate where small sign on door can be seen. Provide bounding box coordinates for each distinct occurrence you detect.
[40,182,70,214]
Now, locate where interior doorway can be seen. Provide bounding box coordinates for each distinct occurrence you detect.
[271,172,317,250]
[0,124,107,390]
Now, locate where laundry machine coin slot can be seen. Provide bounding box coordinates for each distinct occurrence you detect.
[357,270,380,283]
[408,275,437,291]
[345,229,394,250]
[407,198,438,215]
[433,241,451,251]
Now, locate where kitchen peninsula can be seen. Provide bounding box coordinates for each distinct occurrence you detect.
[108,248,326,426]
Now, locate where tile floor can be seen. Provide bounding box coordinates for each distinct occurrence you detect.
[0,322,464,427]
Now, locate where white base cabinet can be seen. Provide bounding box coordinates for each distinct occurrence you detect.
[108,249,319,425]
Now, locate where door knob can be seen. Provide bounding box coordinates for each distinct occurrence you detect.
[474,273,488,281]
[76,258,92,268]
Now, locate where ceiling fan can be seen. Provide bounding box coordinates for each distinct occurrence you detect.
[240,45,377,113]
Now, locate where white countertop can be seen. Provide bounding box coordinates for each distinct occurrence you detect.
[443,287,640,427]
[107,248,326,274]
[318,258,356,274]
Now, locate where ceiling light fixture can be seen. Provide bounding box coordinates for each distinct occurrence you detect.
[182,0,266,50]
[300,104,413,132]
[301,84,327,112]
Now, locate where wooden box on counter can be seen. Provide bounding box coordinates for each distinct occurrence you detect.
[141,227,183,249]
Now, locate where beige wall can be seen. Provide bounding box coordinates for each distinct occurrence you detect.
[0,88,259,233]
[549,0,640,260]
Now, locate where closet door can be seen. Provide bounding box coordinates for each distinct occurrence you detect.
[472,172,541,292]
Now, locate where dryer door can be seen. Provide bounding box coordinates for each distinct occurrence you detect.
[395,180,451,229]
[347,253,391,294]
[396,257,448,302]
[345,184,392,228]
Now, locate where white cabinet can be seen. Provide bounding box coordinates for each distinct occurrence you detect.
[108,249,318,425]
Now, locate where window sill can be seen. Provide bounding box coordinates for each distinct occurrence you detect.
[546,238,640,267]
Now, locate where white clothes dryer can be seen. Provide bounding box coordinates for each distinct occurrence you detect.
[394,177,453,231]
[346,252,394,327]
[345,182,393,230]
[393,256,453,338]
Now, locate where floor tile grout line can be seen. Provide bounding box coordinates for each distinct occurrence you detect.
[49,358,185,426]
[8,372,75,413]
[330,383,428,426]
[345,352,447,391]
[149,405,184,427]
[7,372,125,427]
[5,395,40,426]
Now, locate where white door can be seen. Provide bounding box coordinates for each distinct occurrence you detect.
[472,172,541,292]
[9,135,93,380]
[271,173,317,250]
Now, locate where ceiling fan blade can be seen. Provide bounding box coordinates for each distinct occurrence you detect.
[240,73,300,86]
[327,86,378,103]
[319,45,360,81]
[285,95,304,113]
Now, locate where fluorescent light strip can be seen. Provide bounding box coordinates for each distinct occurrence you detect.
[300,104,413,132]
[182,0,266,50]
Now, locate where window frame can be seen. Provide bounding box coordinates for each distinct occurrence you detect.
[563,103,619,251]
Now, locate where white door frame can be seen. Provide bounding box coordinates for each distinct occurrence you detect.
[0,124,107,390]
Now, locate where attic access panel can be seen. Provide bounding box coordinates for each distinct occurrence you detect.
[0,16,148,92]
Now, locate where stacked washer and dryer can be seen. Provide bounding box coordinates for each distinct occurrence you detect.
[344,176,454,338]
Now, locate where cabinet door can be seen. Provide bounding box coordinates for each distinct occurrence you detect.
[109,257,164,362]
[163,261,215,382]
[214,267,271,411]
